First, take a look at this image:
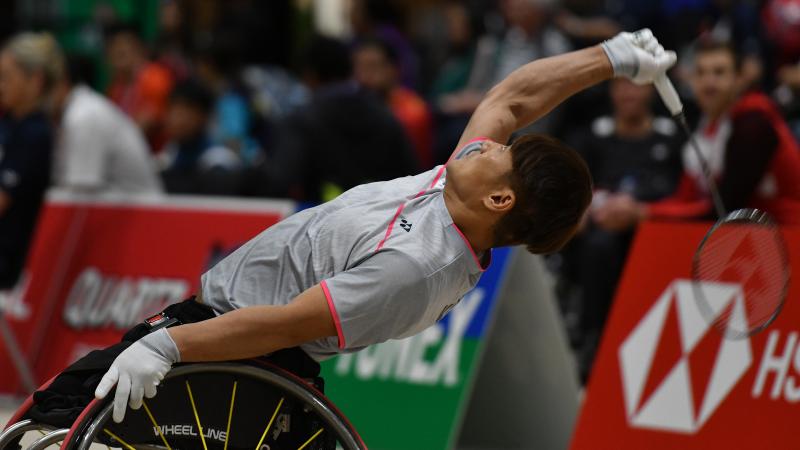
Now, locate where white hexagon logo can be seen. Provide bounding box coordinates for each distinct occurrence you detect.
[618,280,752,433]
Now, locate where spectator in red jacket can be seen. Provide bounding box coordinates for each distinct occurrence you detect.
[104,24,174,153]
[596,39,800,229]
[353,38,432,168]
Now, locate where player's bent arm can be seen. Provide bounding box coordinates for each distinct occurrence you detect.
[169,284,337,362]
[455,46,613,150]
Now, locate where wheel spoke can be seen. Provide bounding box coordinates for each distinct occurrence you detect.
[185,380,208,450]
[254,397,284,450]
[103,428,136,450]
[224,380,237,450]
[142,400,173,450]
[297,428,324,450]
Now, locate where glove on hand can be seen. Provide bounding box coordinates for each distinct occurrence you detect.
[601,28,677,84]
[95,327,180,423]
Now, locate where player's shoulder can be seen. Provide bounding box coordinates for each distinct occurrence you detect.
[65,87,116,124]
[732,91,779,119]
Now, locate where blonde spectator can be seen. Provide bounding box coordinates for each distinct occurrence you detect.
[0,32,58,288]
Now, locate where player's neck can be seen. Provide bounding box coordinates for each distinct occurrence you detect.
[442,186,494,253]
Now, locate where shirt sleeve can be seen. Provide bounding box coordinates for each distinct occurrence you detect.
[320,250,430,350]
[719,110,779,213]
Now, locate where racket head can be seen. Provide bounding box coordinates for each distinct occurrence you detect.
[692,209,790,340]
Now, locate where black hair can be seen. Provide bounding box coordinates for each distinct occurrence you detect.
[355,37,399,66]
[169,78,214,113]
[493,134,593,254]
[694,36,742,72]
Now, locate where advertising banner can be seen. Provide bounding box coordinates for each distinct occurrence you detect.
[0,191,294,393]
[321,247,513,450]
[571,222,800,449]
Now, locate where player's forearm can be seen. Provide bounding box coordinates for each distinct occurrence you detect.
[169,284,336,361]
[479,46,613,136]
[167,306,301,361]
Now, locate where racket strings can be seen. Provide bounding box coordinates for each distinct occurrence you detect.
[695,221,787,336]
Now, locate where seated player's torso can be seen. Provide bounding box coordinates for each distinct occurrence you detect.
[201,164,488,359]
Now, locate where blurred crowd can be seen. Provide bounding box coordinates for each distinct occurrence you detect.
[0,0,799,384]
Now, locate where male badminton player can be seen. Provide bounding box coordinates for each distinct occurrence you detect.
[96,30,677,422]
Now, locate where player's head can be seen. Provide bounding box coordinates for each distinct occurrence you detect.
[104,23,146,78]
[691,39,741,119]
[353,38,399,97]
[0,32,64,115]
[448,134,592,254]
[166,79,214,141]
[610,78,653,121]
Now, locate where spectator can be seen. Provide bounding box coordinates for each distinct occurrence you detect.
[427,1,486,164]
[0,33,58,288]
[159,79,241,195]
[193,38,259,166]
[105,23,174,152]
[354,38,433,168]
[350,0,419,89]
[761,0,800,80]
[554,1,621,47]
[246,36,418,202]
[428,2,481,101]
[438,0,571,134]
[154,0,192,81]
[600,40,800,228]
[50,56,163,194]
[664,0,764,92]
[564,78,683,381]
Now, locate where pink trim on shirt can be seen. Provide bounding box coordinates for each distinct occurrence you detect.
[451,223,490,272]
[375,202,407,252]
[414,165,447,198]
[320,280,345,349]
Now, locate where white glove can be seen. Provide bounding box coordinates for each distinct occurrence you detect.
[95,328,181,423]
[601,28,677,84]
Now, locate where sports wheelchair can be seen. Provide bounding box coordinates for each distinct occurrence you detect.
[0,360,367,450]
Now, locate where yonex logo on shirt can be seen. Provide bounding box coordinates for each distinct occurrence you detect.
[399,218,412,232]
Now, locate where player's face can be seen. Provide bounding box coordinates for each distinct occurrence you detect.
[610,79,653,120]
[691,50,738,118]
[0,51,40,112]
[448,139,514,205]
[353,46,396,96]
[106,34,142,77]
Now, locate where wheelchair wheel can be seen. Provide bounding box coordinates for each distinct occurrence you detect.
[60,362,366,450]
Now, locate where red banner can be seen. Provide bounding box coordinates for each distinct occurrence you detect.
[571,222,800,449]
[0,192,294,394]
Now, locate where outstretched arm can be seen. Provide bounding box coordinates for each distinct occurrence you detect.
[456,46,613,150]
[455,29,676,151]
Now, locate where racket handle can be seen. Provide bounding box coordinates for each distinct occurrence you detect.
[654,74,683,117]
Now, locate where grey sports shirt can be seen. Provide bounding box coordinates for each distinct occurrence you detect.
[201,138,490,360]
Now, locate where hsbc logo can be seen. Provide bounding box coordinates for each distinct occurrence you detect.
[618,280,752,434]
